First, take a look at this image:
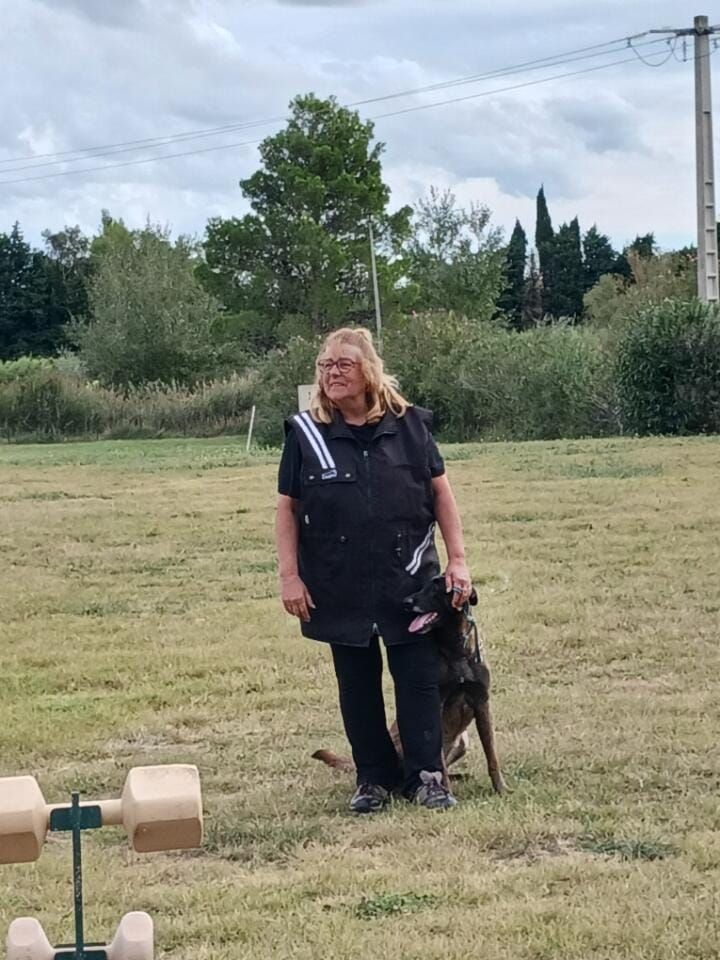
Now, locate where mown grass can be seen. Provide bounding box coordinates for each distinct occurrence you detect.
[1,434,719,959]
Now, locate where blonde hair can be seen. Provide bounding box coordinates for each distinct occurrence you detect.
[309,327,410,424]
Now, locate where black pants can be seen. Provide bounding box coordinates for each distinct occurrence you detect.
[330,635,442,795]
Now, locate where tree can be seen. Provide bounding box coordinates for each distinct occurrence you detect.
[582,225,620,291]
[627,233,656,260]
[199,94,411,348]
[584,249,697,330]
[38,225,92,334]
[0,223,57,359]
[535,186,557,318]
[521,251,544,328]
[404,187,506,318]
[497,219,527,330]
[552,217,584,319]
[73,218,220,386]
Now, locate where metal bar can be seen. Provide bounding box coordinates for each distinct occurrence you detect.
[70,793,85,960]
[50,804,102,833]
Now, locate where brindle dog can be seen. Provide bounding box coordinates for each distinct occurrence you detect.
[313,576,506,795]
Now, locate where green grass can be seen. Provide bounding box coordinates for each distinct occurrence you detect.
[1,434,719,959]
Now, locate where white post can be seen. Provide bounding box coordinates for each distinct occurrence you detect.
[246,405,256,452]
[368,218,384,354]
[695,14,719,302]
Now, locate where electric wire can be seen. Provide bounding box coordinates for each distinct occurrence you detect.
[0,34,670,174]
[0,36,698,187]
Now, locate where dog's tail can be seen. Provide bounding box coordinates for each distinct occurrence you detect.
[311,748,355,772]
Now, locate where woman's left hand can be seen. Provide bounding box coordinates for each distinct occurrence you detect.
[444,559,472,609]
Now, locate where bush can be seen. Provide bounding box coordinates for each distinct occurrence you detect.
[0,367,107,439]
[0,367,258,441]
[251,336,323,444]
[0,357,54,384]
[384,313,617,441]
[615,298,720,435]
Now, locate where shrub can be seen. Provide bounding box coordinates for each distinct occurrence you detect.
[384,313,616,441]
[0,367,107,440]
[0,357,53,384]
[615,298,720,435]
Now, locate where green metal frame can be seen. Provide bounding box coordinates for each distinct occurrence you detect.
[48,792,109,960]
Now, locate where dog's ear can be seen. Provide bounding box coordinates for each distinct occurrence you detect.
[469,587,478,606]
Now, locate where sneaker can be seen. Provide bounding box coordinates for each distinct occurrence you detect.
[349,782,390,814]
[411,771,457,810]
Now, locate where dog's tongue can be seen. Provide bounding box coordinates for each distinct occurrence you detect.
[408,611,438,633]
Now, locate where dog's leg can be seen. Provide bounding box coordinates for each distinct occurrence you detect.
[441,750,450,790]
[475,703,506,795]
[388,719,404,759]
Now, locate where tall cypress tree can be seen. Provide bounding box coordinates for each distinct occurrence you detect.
[498,219,527,330]
[553,218,584,319]
[535,186,556,318]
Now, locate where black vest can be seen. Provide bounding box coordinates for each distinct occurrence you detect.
[285,405,440,646]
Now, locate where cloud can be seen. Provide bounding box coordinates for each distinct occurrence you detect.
[31,0,147,28]
[1,0,705,254]
[275,0,370,5]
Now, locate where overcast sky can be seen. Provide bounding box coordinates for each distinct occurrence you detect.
[2,0,715,252]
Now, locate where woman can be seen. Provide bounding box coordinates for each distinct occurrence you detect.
[275,327,472,812]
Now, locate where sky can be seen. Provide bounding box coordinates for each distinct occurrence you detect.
[2,0,716,252]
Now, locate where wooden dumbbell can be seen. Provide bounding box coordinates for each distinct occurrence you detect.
[7,912,154,960]
[0,765,202,864]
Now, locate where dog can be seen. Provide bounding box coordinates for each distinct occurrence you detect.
[313,576,506,795]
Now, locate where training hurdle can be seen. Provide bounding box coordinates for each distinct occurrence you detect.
[0,764,203,959]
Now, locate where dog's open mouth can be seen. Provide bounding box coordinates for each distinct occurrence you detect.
[408,611,439,634]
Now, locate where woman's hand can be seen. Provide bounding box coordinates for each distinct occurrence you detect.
[444,558,472,609]
[280,573,315,622]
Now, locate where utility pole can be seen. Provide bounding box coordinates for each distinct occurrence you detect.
[367,218,384,354]
[651,15,720,302]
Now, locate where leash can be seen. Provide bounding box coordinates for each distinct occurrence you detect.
[460,604,483,664]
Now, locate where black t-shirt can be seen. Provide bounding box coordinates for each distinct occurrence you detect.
[278,417,445,499]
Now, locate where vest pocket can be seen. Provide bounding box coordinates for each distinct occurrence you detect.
[299,531,351,587]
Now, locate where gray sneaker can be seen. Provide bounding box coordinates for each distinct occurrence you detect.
[411,771,457,810]
[349,782,390,814]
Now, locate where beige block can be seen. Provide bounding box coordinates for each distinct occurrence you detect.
[0,778,47,865]
[121,765,202,853]
[6,917,54,960]
[107,911,154,960]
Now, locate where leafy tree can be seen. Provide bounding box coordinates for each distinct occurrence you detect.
[584,250,696,331]
[405,187,505,318]
[73,219,220,386]
[199,94,411,347]
[498,219,527,330]
[0,223,58,359]
[553,217,584,319]
[583,225,620,292]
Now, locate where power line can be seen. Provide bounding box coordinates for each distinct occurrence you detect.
[0,38,689,187]
[0,34,670,174]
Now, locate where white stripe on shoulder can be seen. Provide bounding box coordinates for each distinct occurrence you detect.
[300,411,336,470]
[293,413,329,470]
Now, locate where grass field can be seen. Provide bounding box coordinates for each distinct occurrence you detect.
[1,434,719,959]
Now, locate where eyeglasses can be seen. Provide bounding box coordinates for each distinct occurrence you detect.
[316,358,360,374]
